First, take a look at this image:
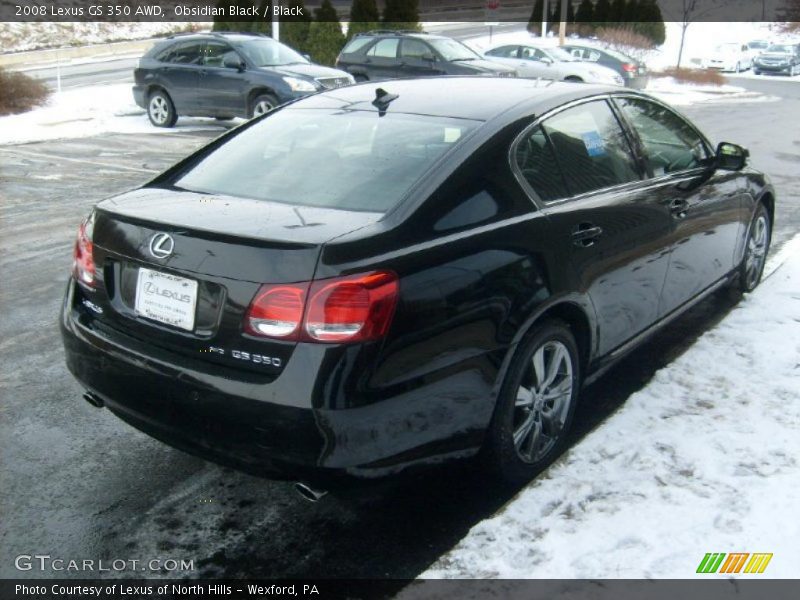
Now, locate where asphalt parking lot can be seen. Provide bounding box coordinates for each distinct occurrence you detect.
[1,85,799,583]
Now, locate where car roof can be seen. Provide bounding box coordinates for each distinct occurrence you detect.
[290,77,624,121]
[356,30,449,40]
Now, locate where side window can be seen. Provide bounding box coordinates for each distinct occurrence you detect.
[368,38,399,58]
[514,125,568,202]
[587,50,602,62]
[400,39,431,59]
[203,42,235,67]
[542,100,640,196]
[617,97,709,177]
[488,45,518,58]
[520,47,542,60]
[167,42,204,65]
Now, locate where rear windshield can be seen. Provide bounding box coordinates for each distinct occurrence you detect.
[172,109,479,212]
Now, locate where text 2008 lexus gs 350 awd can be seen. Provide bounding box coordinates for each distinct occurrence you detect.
[61,78,774,493]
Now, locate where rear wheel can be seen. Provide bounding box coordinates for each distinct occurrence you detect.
[147,90,177,128]
[754,69,761,75]
[249,93,279,118]
[483,320,581,485]
[564,76,583,83]
[734,61,741,73]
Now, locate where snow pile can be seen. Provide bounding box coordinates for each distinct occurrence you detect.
[0,83,233,145]
[417,235,800,580]
[646,76,775,106]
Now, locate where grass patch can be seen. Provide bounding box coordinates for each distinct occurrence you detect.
[0,67,51,116]
[652,67,728,86]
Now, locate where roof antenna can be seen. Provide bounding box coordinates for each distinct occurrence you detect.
[372,88,398,116]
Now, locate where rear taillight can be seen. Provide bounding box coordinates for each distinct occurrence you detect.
[244,283,308,338]
[244,271,399,344]
[72,217,96,288]
[622,63,637,72]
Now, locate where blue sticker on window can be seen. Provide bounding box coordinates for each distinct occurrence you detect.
[581,131,606,157]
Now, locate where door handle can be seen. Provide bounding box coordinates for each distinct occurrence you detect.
[571,223,603,247]
[669,198,689,218]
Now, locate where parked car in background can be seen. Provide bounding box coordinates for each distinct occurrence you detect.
[133,32,354,127]
[746,39,770,59]
[484,43,624,86]
[62,78,773,494]
[335,31,517,80]
[562,43,649,89]
[753,43,800,76]
[702,42,753,72]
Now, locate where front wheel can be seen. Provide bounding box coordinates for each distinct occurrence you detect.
[564,76,583,83]
[734,203,771,294]
[249,93,279,119]
[147,90,177,128]
[482,320,581,485]
[734,62,741,73]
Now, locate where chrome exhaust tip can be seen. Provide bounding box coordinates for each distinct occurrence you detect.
[294,482,328,503]
[83,391,104,408]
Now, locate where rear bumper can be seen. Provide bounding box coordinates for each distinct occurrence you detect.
[60,279,488,484]
[132,85,146,109]
[625,75,649,89]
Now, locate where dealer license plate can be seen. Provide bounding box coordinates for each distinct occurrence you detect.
[134,267,198,331]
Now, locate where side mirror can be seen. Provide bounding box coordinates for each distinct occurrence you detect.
[223,54,245,71]
[541,56,553,65]
[302,53,311,62]
[421,52,437,62]
[716,142,749,170]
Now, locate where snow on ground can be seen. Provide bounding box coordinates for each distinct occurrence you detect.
[0,83,234,145]
[0,22,206,53]
[416,235,800,580]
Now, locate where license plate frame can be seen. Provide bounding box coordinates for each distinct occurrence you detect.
[134,267,198,332]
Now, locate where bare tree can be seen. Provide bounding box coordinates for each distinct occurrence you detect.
[673,0,727,68]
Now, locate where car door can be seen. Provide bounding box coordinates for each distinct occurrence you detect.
[398,38,444,78]
[159,41,204,113]
[196,41,249,116]
[363,38,401,80]
[518,46,559,79]
[514,99,674,356]
[613,96,746,315]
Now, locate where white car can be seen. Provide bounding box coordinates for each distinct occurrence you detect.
[703,42,753,72]
[484,43,624,86]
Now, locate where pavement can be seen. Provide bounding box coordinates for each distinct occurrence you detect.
[1,33,799,583]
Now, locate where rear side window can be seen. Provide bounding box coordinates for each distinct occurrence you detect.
[515,125,568,202]
[172,109,479,213]
[487,46,519,58]
[541,100,640,196]
[368,38,400,58]
[165,42,204,65]
[341,37,372,54]
[617,97,709,176]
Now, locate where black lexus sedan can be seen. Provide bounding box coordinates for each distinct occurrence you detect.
[133,32,354,127]
[62,78,774,494]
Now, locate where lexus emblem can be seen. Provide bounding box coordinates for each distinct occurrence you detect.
[149,233,174,259]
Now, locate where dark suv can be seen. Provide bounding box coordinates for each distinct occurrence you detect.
[133,32,354,127]
[335,30,517,81]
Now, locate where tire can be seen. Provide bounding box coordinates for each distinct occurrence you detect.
[564,76,583,83]
[354,74,368,82]
[753,69,761,75]
[249,93,279,119]
[482,319,581,485]
[147,89,177,128]
[733,203,771,295]
[734,62,741,73]
[215,116,235,121]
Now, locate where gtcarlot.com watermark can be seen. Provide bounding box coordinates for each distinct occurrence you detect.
[14,554,194,573]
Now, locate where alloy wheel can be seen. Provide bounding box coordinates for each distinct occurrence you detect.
[253,99,274,117]
[149,96,169,125]
[744,214,768,289]
[512,340,574,464]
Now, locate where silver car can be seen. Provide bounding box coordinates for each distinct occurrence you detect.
[484,43,624,86]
